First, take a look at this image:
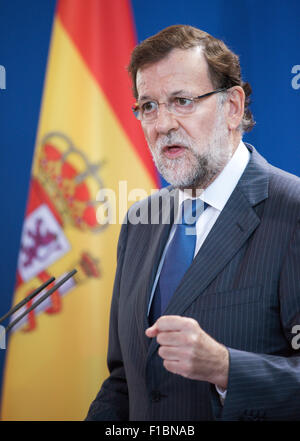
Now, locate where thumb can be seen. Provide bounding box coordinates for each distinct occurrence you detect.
[145,323,159,338]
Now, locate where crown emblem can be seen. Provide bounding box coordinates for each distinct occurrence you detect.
[36,132,108,233]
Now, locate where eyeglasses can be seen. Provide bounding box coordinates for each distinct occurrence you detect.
[132,87,228,122]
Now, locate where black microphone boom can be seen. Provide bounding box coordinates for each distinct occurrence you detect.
[5,269,77,333]
[0,276,55,325]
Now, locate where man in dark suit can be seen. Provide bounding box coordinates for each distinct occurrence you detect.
[86,25,300,421]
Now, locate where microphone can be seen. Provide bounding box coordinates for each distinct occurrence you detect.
[0,276,55,325]
[3,269,77,333]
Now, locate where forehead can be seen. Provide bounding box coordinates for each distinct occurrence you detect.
[136,47,213,98]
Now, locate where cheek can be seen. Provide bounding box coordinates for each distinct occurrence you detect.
[184,115,215,141]
[141,124,155,146]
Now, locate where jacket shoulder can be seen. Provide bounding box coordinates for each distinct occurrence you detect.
[268,163,300,211]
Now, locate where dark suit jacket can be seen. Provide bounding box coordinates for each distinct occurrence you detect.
[86,144,300,421]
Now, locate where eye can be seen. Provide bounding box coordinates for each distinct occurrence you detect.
[174,97,193,107]
[141,101,157,114]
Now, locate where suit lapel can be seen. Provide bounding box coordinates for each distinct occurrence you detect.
[163,186,261,315]
[147,145,270,359]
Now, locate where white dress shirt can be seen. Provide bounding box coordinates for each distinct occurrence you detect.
[148,140,250,404]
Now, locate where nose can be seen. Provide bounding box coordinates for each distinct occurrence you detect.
[154,103,179,135]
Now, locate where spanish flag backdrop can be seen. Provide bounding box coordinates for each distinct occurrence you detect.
[1,0,158,421]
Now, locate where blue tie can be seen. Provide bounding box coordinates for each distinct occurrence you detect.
[149,199,207,324]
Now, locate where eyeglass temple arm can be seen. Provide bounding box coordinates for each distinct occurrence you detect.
[194,87,228,101]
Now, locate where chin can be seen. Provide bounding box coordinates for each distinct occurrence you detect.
[161,172,206,190]
[158,159,214,190]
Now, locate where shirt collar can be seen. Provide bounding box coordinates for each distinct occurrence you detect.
[179,140,250,211]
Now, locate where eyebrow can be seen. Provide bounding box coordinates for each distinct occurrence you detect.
[138,95,152,102]
[170,90,189,96]
[138,90,191,102]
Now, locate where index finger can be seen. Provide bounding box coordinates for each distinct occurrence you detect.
[146,315,193,337]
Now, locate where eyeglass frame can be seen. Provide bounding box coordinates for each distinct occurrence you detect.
[132,87,229,121]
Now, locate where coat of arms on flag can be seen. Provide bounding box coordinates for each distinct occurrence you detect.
[14,132,103,333]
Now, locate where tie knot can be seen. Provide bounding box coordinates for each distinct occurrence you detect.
[180,199,207,226]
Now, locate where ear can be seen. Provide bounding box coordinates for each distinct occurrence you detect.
[225,86,245,131]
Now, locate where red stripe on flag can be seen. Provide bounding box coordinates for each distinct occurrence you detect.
[57,0,158,185]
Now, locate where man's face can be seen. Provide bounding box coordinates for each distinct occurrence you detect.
[136,47,234,189]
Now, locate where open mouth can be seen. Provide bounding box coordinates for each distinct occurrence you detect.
[162,145,187,158]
